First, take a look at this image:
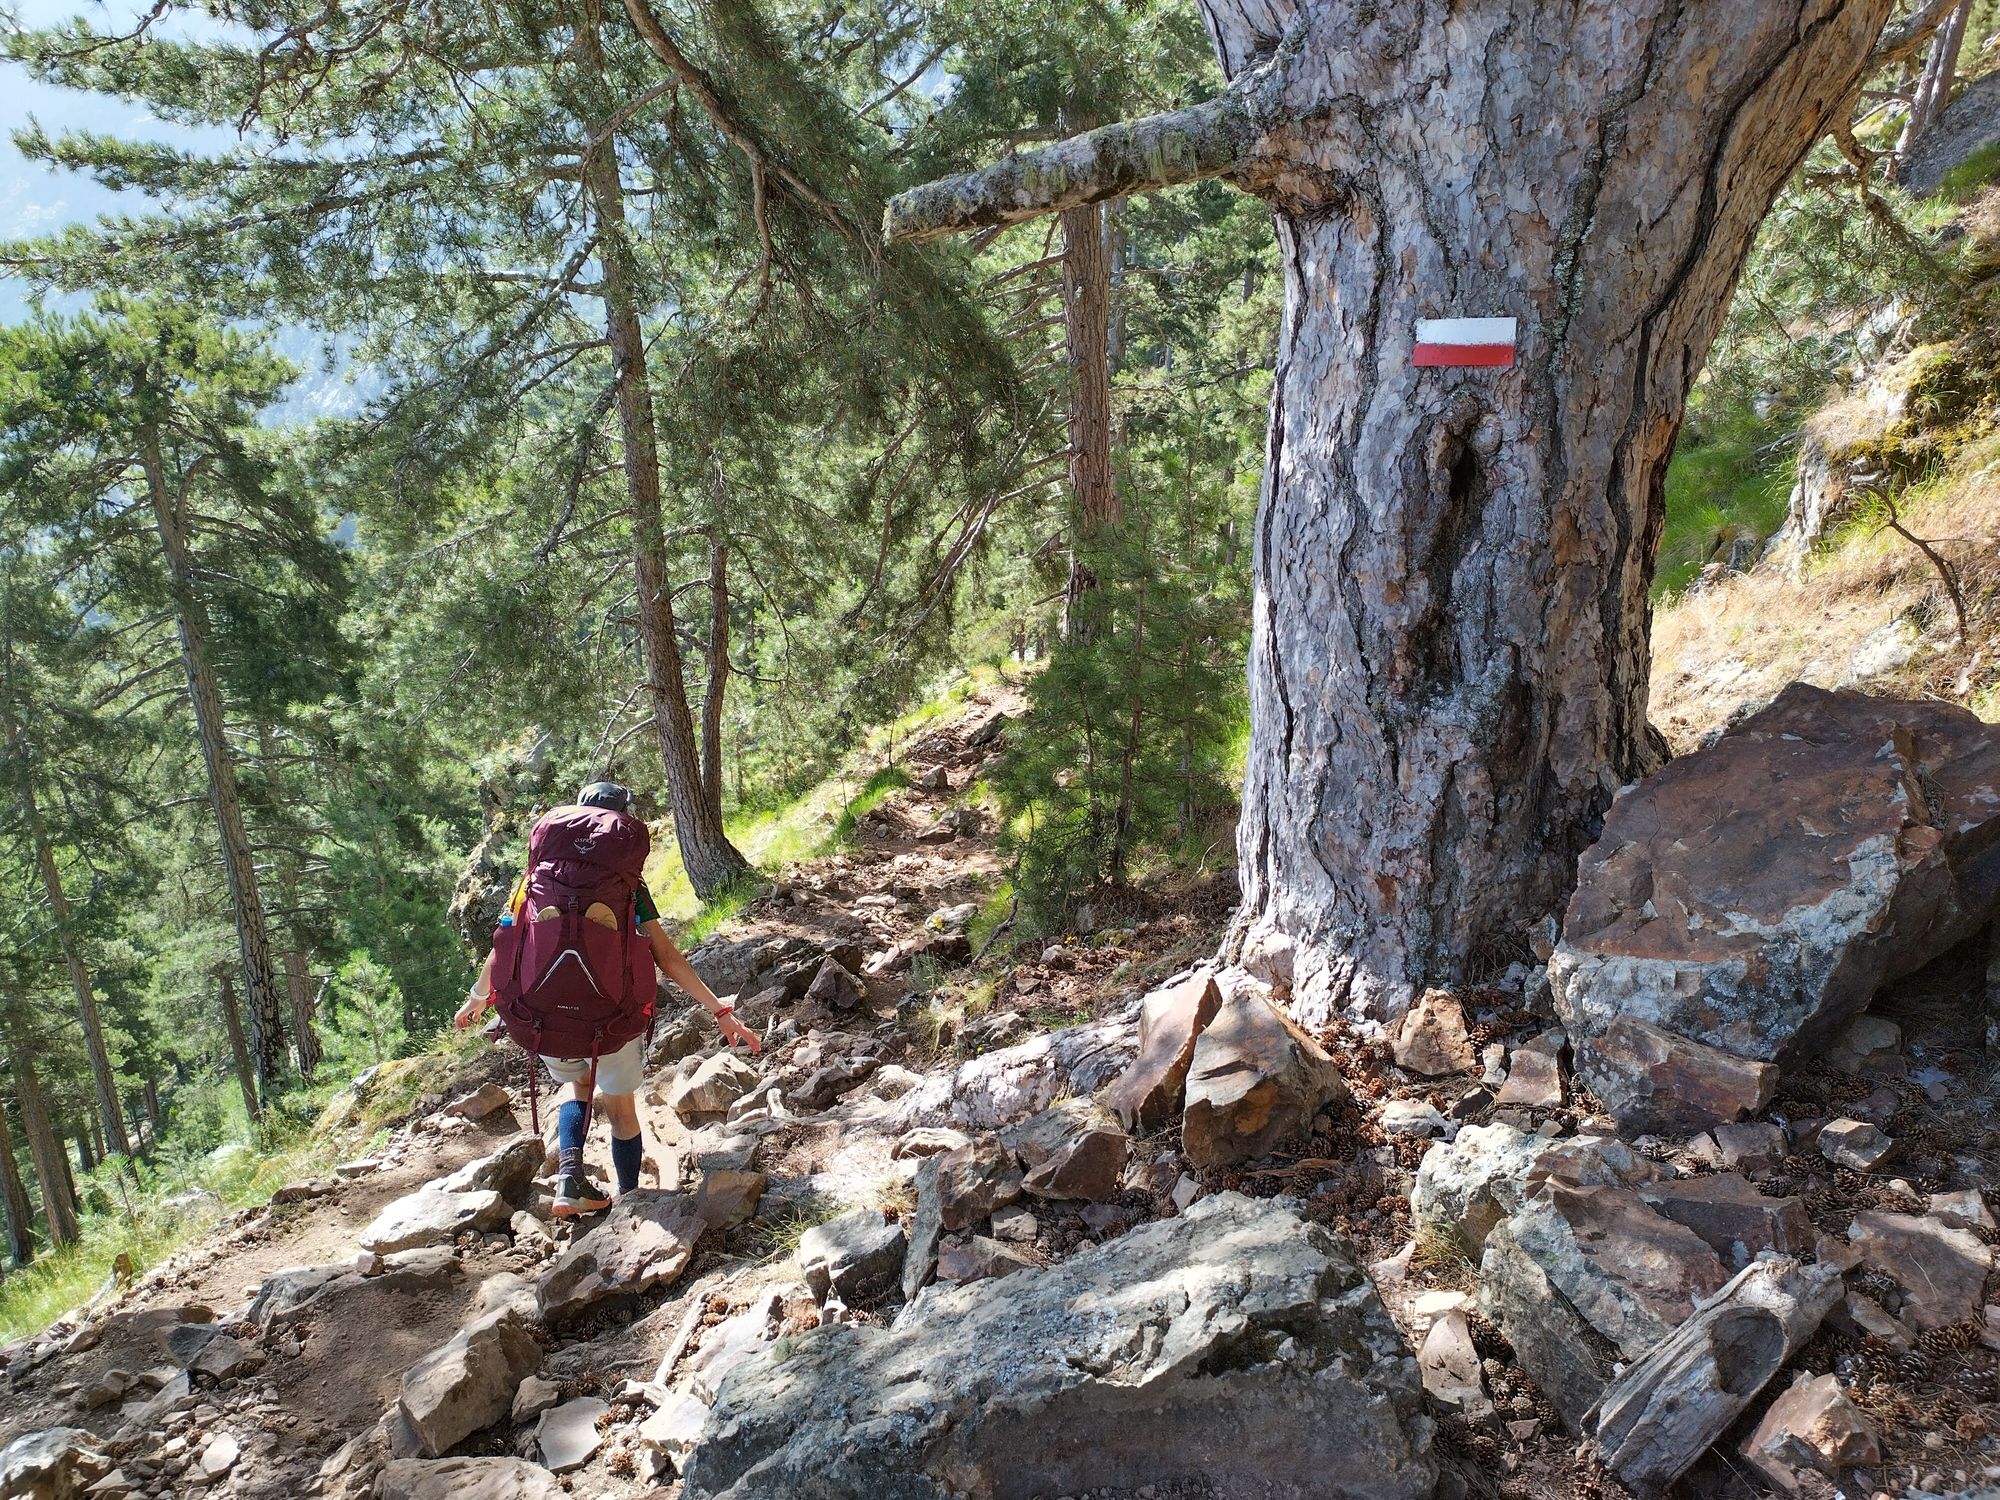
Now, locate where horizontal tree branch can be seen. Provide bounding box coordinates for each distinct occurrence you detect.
[883,90,1261,243]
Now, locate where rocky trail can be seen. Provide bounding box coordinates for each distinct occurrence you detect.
[9,684,2000,1499]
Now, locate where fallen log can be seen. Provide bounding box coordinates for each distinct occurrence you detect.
[1586,1257,1843,1496]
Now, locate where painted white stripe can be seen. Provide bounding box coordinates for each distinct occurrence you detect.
[1414,316,1517,346]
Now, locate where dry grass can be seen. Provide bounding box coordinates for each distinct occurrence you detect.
[1651,438,2000,748]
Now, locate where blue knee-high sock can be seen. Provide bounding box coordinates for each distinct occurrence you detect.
[557,1100,588,1178]
[610,1131,643,1194]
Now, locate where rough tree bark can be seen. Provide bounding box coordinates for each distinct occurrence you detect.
[700,528,730,819]
[889,0,1902,1024]
[217,971,262,1124]
[1897,0,1970,159]
[1059,158,1122,636]
[141,428,290,1083]
[256,722,322,1080]
[580,21,752,899]
[12,1046,77,1247]
[0,1089,33,1264]
[14,754,132,1157]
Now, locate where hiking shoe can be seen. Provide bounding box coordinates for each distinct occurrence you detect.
[552,1172,612,1217]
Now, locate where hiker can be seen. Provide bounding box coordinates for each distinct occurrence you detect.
[454,780,761,1216]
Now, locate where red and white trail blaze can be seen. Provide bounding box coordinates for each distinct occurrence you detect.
[1411,316,1518,368]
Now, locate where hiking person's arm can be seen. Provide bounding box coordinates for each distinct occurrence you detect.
[643,920,763,1054]
[454,949,498,1030]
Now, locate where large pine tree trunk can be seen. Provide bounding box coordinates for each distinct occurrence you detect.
[888,0,1900,1027]
[578,42,751,900]
[256,723,323,1079]
[0,1090,34,1265]
[1213,0,1896,1023]
[217,972,262,1124]
[141,431,289,1085]
[18,773,132,1157]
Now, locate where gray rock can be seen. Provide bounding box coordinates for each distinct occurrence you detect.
[893,1012,1137,1130]
[1478,1221,1613,1432]
[0,1429,111,1500]
[390,1288,542,1459]
[359,1184,510,1255]
[1410,1121,1541,1253]
[535,1398,607,1473]
[438,1135,544,1201]
[796,1209,906,1305]
[668,1054,764,1125]
[375,1457,568,1500]
[682,1193,1436,1500]
[536,1190,705,1325]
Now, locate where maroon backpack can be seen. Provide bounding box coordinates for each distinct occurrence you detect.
[488,804,656,1126]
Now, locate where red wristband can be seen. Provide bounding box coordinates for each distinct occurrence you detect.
[713,1006,733,1019]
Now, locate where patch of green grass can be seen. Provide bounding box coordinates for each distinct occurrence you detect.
[1934,140,2000,204]
[832,765,912,843]
[965,881,1018,955]
[748,1193,848,1262]
[1657,405,1798,596]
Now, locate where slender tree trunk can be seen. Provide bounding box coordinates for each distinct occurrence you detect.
[1060,183,1120,637]
[73,1121,94,1176]
[140,429,288,1088]
[888,0,1900,1025]
[217,972,262,1124]
[143,1077,162,1137]
[17,770,132,1157]
[256,723,322,1079]
[1898,0,1970,158]
[577,34,751,899]
[0,1091,34,1265]
[13,1049,77,1247]
[701,529,730,819]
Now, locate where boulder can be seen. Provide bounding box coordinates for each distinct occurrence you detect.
[438,1135,544,1201]
[390,1293,542,1458]
[1574,1017,1777,1133]
[1553,687,2000,1105]
[682,1194,1436,1500]
[638,1392,710,1478]
[1507,1183,1729,1360]
[1181,989,1347,1169]
[932,1137,1023,1231]
[894,1013,1138,1131]
[1101,970,1223,1133]
[789,1054,879,1110]
[1393,989,1477,1077]
[687,1296,781,1404]
[375,1458,568,1500]
[1847,1210,1992,1330]
[536,1190,705,1324]
[0,1429,111,1500]
[1478,1221,1614,1431]
[1741,1371,1881,1492]
[247,1249,459,1331]
[803,957,865,1012]
[360,1185,509,1255]
[797,1209,906,1304]
[1410,1120,1542,1253]
[1711,1121,1789,1175]
[1417,1309,1488,1416]
[668,1054,764,1125]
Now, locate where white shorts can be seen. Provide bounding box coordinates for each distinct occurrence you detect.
[543,1034,645,1096]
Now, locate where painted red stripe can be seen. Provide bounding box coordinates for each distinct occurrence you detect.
[1413,343,1515,368]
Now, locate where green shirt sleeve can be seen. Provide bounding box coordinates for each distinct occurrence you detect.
[634,880,659,928]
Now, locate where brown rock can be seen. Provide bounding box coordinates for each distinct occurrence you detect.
[804,957,865,1012]
[1819,1117,1894,1171]
[1847,1210,1991,1330]
[1416,1308,1488,1414]
[1101,970,1223,1134]
[1181,988,1347,1170]
[689,1169,767,1231]
[936,1234,1037,1285]
[1711,1121,1789,1175]
[1574,1016,1776,1133]
[935,1138,1022,1231]
[1493,1032,1564,1109]
[1555,686,2000,1074]
[536,1190,705,1324]
[1393,989,1477,1077]
[1741,1371,1881,1491]
[1021,1126,1130,1202]
[442,1081,512,1120]
[1636,1175,1813,1270]
[390,1295,541,1459]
